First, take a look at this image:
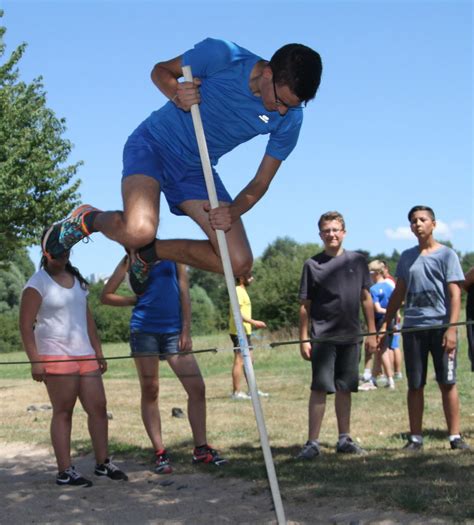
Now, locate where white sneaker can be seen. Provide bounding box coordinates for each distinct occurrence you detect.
[359,380,377,391]
[248,390,269,398]
[231,391,251,400]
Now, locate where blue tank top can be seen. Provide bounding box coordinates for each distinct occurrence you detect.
[130,261,181,333]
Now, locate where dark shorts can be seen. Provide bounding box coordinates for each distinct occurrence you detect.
[130,331,180,361]
[311,343,361,393]
[122,123,232,215]
[402,328,457,389]
[230,334,252,352]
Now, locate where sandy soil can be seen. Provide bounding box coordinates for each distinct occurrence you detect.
[0,442,450,525]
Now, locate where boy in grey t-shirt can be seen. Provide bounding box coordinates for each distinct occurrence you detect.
[380,206,469,451]
[297,211,377,460]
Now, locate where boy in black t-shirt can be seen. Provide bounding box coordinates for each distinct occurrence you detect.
[297,211,377,459]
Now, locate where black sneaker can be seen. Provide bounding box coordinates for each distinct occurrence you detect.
[56,466,93,487]
[192,445,227,466]
[450,437,470,451]
[336,437,367,455]
[296,440,321,460]
[94,458,128,480]
[155,449,173,474]
[403,437,423,451]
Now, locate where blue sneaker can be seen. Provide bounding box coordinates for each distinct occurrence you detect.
[128,253,152,296]
[44,204,100,258]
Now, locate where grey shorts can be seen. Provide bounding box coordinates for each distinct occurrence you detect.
[311,343,361,393]
[402,328,457,389]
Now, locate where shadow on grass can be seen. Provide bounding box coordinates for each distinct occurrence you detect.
[72,434,474,522]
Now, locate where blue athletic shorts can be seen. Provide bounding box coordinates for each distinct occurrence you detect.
[122,122,232,215]
[130,331,181,361]
[390,332,400,349]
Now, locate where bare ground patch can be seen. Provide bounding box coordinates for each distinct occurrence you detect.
[0,442,451,525]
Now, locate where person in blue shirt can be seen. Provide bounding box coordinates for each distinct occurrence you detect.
[101,256,226,473]
[43,38,323,294]
[368,259,395,389]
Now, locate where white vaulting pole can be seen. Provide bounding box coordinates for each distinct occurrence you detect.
[182,65,286,525]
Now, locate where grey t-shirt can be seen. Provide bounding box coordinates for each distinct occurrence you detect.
[299,250,371,343]
[396,245,464,327]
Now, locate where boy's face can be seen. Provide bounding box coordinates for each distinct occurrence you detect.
[261,67,301,115]
[319,220,345,250]
[410,210,436,240]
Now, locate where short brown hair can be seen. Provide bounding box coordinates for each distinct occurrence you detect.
[318,211,345,231]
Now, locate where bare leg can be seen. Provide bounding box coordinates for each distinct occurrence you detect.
[439,383,461,435]
[78,371,108,464]
[393,347,402,374]
[134,356,164,451]
[407,387,424,435]
[155,200,253,274]
[232,350,254,393]
[45,374,80,472]
[93,175,161,250]
[380,349,394,380]
[167,353,206,446]
[308,391,327,441]
[335,391,351,435]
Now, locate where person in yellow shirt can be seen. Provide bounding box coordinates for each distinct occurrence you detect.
[229,274,268,400]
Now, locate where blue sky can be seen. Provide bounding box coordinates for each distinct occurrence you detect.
[2,0,472,279]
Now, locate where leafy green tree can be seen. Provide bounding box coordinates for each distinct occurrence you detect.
[0,13,81,263]
[251,237,321,331]
[461,252,474,274]
[87,281,132,343]
[189,284,217,335]
[188,268,228,330]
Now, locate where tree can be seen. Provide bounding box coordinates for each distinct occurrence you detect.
[188,268,228,330]
[87,281,132,343]
[0,12,81,263]
[250,237,321,331]
[189,285,218,335]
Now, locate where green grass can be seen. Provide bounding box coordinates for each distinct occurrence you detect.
[1,332,473,521]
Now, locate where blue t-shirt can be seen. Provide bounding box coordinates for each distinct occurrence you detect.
[130,261,181,333]
[145,38,303,169]
[396,245,464,327]
[370,281,393,321]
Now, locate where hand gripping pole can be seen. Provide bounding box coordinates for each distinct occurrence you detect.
[182,65,286,525]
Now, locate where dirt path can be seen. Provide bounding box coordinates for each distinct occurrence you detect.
[0,442,450,524]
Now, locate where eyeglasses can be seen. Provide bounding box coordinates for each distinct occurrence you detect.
[320,228,343,236]
[272,77,303,110]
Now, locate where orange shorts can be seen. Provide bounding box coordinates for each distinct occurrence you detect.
[42,355,100,375]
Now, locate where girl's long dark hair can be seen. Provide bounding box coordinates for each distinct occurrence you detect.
[40,230,89,290]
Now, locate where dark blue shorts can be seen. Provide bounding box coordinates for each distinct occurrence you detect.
[122,123,232,215]
[130,332,180,361]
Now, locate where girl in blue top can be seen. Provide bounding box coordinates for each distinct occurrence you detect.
[101,257,226,473]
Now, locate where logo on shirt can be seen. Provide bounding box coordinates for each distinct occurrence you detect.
[258,115,269,124]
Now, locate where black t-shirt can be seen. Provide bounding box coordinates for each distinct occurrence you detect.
[299,250,371,344]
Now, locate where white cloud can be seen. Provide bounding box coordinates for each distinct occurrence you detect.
[384,226,412,240]
[385,219,470,241]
